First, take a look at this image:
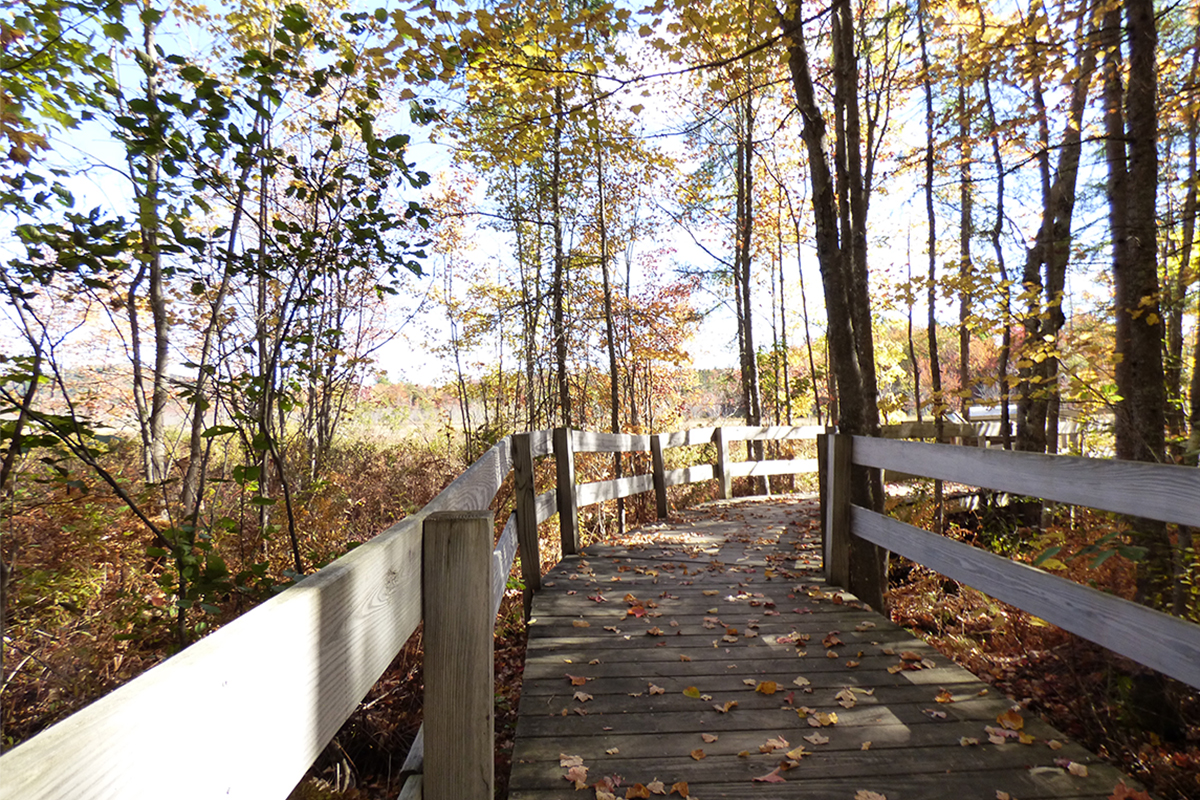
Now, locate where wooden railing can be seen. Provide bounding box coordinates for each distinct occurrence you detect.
[822,433,1200,691]
[0,424,823,800]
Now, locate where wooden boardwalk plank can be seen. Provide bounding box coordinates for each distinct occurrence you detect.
[509,497,1151,800]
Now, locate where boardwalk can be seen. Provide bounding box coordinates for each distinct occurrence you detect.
[510,496,1145,800]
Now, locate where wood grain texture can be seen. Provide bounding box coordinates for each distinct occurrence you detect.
[659,427,718,448]
[423,511,494,800]
[570,430,652,453]
[576,474,655,507]
[534,489,557,525]
[853,436,1200,526]
[529,429,555,458]
[510,497,1143,800]
[425,436,513,514]
[513,433,541,595]
[0,513,426,800]
[717,424,826,441]
[851,505,1200,689]
[825,434,852,588]
[662,464,715,487]
[726,458,819,477]
[554,428,579,555]
[880,422,979,440]
[492,514,519,617]
[651,434,668,519]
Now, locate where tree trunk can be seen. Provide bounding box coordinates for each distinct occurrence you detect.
[785,0,886,609]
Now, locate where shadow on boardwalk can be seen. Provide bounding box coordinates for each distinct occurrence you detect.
[510,496,1146,800]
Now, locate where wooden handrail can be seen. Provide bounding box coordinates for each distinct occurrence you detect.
[824,434,1200,690]
[0,425,822,800]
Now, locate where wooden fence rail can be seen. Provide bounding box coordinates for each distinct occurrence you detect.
[824,433,1200,690]
[0,424,821,800]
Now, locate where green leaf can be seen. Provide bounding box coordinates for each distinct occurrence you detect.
[201,425,238,438]
[1032,546,1062,568]
[1115,545,1148,562]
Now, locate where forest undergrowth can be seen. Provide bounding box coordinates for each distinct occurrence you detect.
[887,499,1200,800]
[7,447,1200,800]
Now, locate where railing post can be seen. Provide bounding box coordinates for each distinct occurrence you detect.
[816,427,829,542]
[651,433,668,519]
[554,427,579,555]
[824,433,852,589]
[423,510,494,800]
[513,433,541,618]
[714,426,732,500]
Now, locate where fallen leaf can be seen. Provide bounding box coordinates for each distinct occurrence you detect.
[960,737,980,746]
[573,620,591,628]
[808,711,838,727]
[899,651,923,661]
[1018,732,1036,745]
[755,680,778,695]
[743,678,757,687]
[935,689,955,704]
[751,767,786,783]
[995,792,1011,800]
[845,660,861,668]
[589,659,601,665]
[760,735,789,752]
[604,626,621,633]
[648,683,665,695]
[679,654,692,662]
[604,746,618,755]
[560,754,584,768]
[792,676,811,687]
[836,688,857,708]
[565,764,588,788]
[573,691,593,702]
[597,790,617,800]
[854,792,887,800]
[823,633,844,648]
[997,708,1024,730]
[670,781,689,797]
[567,674,589,686]
[646,626,664,636]
[703,589,719,595]
[1047,739,1064,750]
[1109,781,1153,800]
[860,741,871,750]
[646,779,667,795]
[701,733,719,743]
[690,748,706,760]
[683,686,701,699]
[803,732,829,745]
[923,709,947,719]
[713,700,738,713]
[626,784,651,799]
[785,745,809,760]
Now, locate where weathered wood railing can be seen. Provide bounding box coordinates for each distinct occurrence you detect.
[822,433,1200,690]
[0,424,823,800]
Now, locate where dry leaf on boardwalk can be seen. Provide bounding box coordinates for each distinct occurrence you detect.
[701,733,719,743]
[752,767,786,783]
[649,683,666,695]
[854,791,887,800]
[670,781,689,797]
[566,674,589,686]
[690,748,706,760]
[626,784,651,799]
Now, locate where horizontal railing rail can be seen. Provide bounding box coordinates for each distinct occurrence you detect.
[823,433,1200,691]
[0,424,823,800]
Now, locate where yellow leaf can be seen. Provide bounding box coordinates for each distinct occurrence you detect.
[683,686,701,698]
